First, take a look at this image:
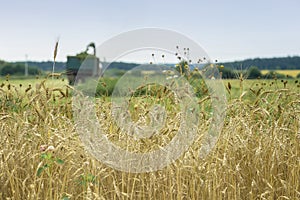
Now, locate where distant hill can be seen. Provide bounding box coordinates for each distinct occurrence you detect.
[221,56,300,70]
[15,61,66,72]
[103,56,300,71]
[18,61,138,72]
[102,61,138,71]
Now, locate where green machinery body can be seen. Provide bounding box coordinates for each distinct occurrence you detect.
[66,43,100,84]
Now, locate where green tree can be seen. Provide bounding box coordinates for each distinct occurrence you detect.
[263,71,286,79]
[0,63,40,76]
[219,67,235,79]
[1,64,16,75]
[28,66,40,75]
[247,66,262,79]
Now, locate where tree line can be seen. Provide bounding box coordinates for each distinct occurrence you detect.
[222,56,300,70]
[218,66,296,79]
[1,55,300,77]
[0,60,40,76]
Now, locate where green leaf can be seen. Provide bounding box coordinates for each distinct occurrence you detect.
[40,153,47,159]
[37,167,44,176]
[40,152,52,160]
[46,153,52,160]
[61,195,70,200]
[56,158,64,164]
[37,164,49,176]
[87,174,96,182]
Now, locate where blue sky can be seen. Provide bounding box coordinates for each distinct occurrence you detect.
[0,0,299,62]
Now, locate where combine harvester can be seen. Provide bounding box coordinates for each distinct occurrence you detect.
[66,42,101,85]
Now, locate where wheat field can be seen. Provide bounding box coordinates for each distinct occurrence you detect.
[0,75,299,199]
[261,70,300,78]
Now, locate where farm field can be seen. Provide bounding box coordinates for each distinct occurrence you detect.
[0,76,299,199]
[261,69,300,78]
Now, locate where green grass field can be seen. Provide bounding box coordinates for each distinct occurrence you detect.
[0,75,299,199]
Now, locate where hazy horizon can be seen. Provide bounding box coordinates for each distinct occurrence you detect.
[5,54,300,65]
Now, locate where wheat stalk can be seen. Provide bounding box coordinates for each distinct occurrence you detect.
[52,38,59,79]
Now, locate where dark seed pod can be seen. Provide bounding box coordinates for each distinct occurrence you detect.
[228,82,231,90]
